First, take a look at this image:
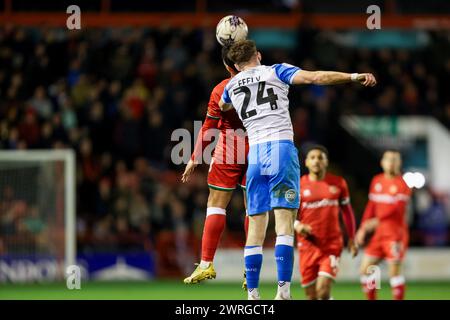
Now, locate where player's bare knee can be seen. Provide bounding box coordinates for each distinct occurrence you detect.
[246,214,267,245]
[360,263,369,275]
[388,262,402,277]
[274,209,295,235]
[360,257,378,275]
[316,279,331,300]
[207,189,232,208]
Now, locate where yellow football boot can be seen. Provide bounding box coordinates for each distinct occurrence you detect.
[183,263,216,284]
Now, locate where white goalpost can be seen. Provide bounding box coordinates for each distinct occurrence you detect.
[0,149,76,281]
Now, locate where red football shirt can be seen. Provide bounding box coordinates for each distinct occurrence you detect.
[206,79,245,132]
[361,173,412,241]
[192,78,248,164]
[298,173,351,249]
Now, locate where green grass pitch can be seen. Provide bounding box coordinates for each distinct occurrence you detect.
[1,280,450,300]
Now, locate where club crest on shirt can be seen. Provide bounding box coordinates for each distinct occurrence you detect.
[374,183,382,192]
[303,189,311,197]
[329,185,338,194]
[389,185,398,194]
[285,189,297,202]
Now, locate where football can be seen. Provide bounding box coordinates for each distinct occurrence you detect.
[215,15,248,46]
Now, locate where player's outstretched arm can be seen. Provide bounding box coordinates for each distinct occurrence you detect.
[292,70,377,87]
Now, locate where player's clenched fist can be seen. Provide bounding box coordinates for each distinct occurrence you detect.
[294,222,312,237]
[356,73,377,87]
[347,238,358,258]
[355,229,366,247]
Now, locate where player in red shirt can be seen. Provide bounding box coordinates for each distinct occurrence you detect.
[356,150,412,300]
[294,145,357,300]
[182,45,249,284]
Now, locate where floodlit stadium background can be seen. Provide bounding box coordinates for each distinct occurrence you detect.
[0,0,450,299]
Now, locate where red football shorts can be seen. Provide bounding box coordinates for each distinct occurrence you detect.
[207,159,247,191]
[297,241,342,287]
[364,235,408,262]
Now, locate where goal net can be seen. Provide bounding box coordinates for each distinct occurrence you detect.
[0,150,76,282]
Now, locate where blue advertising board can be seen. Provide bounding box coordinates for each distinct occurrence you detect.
[0,252,156,283]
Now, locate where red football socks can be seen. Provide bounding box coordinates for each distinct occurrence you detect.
[390,275,406,300]
[201,207,226,262]
[361,275,377,300]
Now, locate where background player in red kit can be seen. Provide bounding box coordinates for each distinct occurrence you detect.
[295,145,358,300]
[357,150,412,300]
[181,45,249,284]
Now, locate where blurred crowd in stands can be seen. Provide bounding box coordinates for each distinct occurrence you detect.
[0,25,449,275]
